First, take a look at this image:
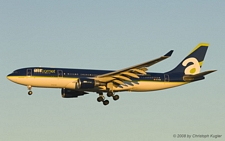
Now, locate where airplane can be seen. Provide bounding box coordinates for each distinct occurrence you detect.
[7,43,216,105]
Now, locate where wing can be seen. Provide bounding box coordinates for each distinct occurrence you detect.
[95,50,173,85]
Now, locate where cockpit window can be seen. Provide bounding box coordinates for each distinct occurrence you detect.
[13,71,19,74]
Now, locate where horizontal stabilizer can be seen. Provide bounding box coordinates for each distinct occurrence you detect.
[183,70,216,81]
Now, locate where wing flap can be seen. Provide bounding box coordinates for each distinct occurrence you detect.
[130,68,146,75]
[113,79,124,85]
[121,72,139,78]
[113,75,132,81]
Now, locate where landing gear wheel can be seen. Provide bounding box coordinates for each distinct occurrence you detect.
[107,91,114,97]
[28,91,33,95]
[113,95,119,101]
[97,97,104,102]
[103,100,109,105]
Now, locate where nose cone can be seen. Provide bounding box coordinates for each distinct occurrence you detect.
[7,73,13,81]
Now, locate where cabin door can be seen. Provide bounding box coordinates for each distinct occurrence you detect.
[164,74,170,82]
[26,69,32,76]
[58,70,63,78]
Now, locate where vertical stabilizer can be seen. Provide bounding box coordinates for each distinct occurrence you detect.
[166,43,209,75]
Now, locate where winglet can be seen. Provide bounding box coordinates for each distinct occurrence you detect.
[164,50,174,57]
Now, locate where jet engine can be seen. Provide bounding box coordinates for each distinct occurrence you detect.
[61,88,88,98]
[76,78,105,89]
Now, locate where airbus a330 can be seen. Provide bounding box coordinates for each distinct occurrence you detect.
[7,43,216,105]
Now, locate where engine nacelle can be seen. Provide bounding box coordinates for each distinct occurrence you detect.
[61,88,88,98]
[77,78,105,89]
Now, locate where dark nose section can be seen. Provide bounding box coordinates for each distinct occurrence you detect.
[7,72,15,81]
[7,73,12,80]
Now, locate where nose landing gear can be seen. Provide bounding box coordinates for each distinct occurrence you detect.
[27,85,33,95]
[28,91,33,95]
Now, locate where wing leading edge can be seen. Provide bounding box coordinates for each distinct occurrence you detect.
[95,50,173,85]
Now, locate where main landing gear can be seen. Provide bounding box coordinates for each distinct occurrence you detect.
[97,91,119,106]
[27,85,33,95]
[107,91,119,101]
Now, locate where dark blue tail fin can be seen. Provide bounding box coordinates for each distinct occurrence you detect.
[166,43,209,75]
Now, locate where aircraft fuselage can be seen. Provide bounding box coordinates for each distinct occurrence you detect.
[7,67,186,92]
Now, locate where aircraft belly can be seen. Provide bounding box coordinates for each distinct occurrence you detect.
[130,81,187,92]
[99,81,187,92]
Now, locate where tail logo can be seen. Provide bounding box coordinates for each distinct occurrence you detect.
[182,57,200,75]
